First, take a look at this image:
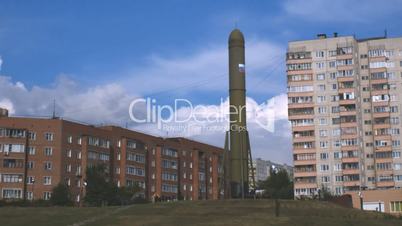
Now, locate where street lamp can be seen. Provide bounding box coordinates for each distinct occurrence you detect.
[31,178,36,201]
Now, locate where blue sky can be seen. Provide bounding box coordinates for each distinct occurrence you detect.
[1,0,402,164]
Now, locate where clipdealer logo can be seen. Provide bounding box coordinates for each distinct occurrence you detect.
[128,98,276,133]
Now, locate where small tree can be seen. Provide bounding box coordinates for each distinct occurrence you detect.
[258,168,294,199]
[85,164,116,206]
[116,183,143,205]
[51,183,72,206]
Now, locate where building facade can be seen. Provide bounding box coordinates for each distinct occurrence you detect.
[0,112,223,203]
[253,158,293,182]
[287,34,402,199]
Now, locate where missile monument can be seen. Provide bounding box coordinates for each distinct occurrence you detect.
[224,29,255,199]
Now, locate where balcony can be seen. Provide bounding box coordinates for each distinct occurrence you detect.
[337,76,354,82]
[294,177,317,188]
[294,171,316,177]
[288,102,314,109]
[371,78,388,84]
[294,159,316,166]
[293,148,316,154]
[342,157,359,163]
[341,145,359,151]
[339,99,355,105]
[342,169,360,175]
[375,146,393,152]
[293,136,315,143]
[371,89,389,96]
[336,54,353,60]
[292,125,315,132]
[337,65,354,71]
[376,181,395,187]
[373,112,390,118]
[375,158,393,163]
[343,181,361,187]
[369,67,387,73]
[340,122,357,128]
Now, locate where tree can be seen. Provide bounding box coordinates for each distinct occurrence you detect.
[85,164,117,206]
[116,183,144,205]
[258,168,294,199]
[51,183,72,206]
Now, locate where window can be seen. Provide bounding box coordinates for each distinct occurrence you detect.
[390,201,402,212]
[318,107,326,114]
[44,162,52,171]
[44,147,53,156]
[0,144,25,153]
[2,189,22,199]
[320,165,329,172]
[28,147,36,155]
[287,85,314,92]
[321,176,330,183]
[66,149,72,158]
[26,176,35,184]
[99,153,110,161]
[319,118,327,125]
[316,51,324,58]
[161,184,178,193]
[45,132,54,141]
[126,166,145,176]
[319,130,327,137]
[316,62,325,69]
[320,141,328,148]
[162,172,177,181]
[393,151,401,158]
[320,153,329,160]
[77,151,82,159]
[66,164,71,172]
[334,164,342,171]
[28,132,36,140]
[43,192,52,200]
[329,61,336,68]
[318,85,325,91]
[2,174,23,183]
[27,161,34,169]
[127,140,137,149]
[162,148,178,157]
[162,159,177,169]
[43,176,52,185]
[67,136,73,144]
[127,153,145,163]
[317,96,326,103]
[316,73,325,80]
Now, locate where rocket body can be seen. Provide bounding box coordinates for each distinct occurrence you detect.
[228,29,249,198]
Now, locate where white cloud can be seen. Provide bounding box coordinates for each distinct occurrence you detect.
[123,39,285,96]
[283,0,402,22]
[0,75,141,125]
[0,98,15,114]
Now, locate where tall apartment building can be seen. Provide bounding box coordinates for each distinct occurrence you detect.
[287,34,402,198]
[0,110,223,203]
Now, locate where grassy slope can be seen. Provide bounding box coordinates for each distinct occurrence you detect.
[1,200,401,226]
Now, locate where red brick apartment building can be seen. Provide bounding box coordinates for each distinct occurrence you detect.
[0,108,223,203]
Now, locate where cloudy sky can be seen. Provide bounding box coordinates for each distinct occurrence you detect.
[1,0,402,165]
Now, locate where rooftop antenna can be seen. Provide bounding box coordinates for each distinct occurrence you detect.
[52,99,56,119]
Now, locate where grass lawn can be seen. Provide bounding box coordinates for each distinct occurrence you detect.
[1,200,401,226]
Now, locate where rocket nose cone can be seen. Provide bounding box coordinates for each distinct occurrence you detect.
[229,29,244,46]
